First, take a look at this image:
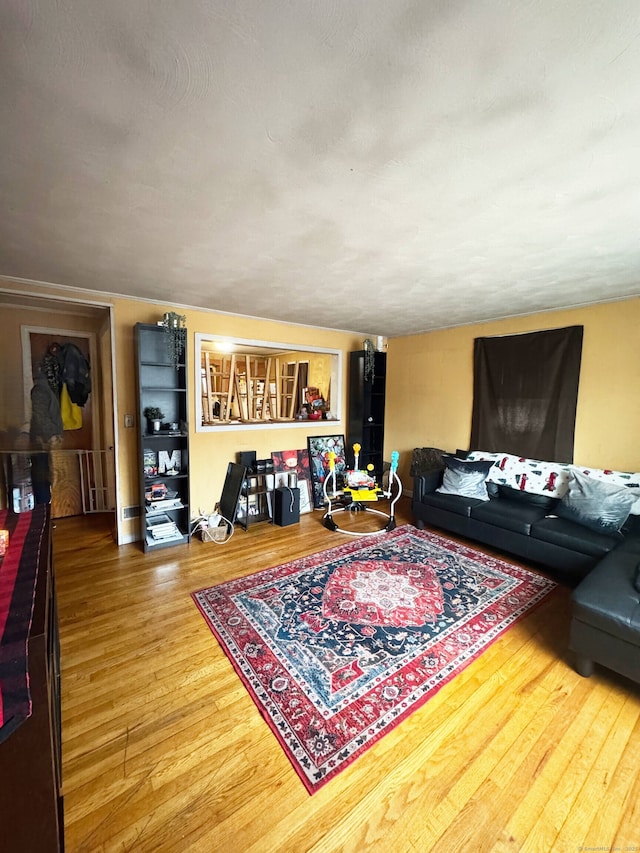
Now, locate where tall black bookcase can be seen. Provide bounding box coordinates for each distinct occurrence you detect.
[347,349,387,483]
[135,323,191,551]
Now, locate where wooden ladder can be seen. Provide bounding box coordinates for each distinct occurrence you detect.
[234,356,251,421]
[275,359,299,420]
[252,356,273,420]
[201,352,236,422]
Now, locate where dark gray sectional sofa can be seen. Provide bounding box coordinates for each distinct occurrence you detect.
[411,449,640,686]
[412,466,634,585]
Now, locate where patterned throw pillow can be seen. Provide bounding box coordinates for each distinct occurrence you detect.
[557,470,639,535]
[436,456,494,502]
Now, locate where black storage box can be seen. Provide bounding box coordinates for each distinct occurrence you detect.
[238,450,257,468]
[274,486,300,527]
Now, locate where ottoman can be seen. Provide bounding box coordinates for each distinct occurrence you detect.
[569,547,640,684]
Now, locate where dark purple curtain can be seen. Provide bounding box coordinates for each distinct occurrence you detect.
[470,326,583,462]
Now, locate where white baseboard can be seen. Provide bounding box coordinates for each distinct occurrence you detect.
[118,531,140,546]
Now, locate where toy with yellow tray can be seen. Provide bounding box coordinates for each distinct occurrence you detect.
[322,444,402,536]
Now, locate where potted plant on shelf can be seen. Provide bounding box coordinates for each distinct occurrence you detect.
[143,406,164,433]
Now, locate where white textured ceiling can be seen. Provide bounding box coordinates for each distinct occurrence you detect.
[1,1,639,336]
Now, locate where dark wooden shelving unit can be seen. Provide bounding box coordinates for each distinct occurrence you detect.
[135,323,191,551]
[236,472,273,529]
[347,349,387,484]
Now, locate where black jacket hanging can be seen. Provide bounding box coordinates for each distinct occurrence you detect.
[60,343,91,406]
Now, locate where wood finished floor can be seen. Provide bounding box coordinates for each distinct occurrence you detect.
[54,500,640,853]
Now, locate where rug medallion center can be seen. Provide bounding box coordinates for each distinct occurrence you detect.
[321,559,445,627]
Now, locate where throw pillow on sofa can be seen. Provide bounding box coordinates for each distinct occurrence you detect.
[557,470,639,535]
[436,456,493,501]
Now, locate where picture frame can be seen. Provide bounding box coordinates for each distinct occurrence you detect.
[143,448,158,478]
[306,434,347,509]
[270,449,313,513]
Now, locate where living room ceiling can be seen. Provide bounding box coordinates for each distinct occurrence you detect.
[1,1,639,338]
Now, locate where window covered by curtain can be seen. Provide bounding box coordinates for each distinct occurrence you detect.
[470,326,583,462]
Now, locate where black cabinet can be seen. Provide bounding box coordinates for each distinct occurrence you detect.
[273,486,300,526]
[135,323,191,551]
[347,350,387,483]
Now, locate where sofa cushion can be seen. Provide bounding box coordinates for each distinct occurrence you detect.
[614,515,640,554]
[557,470,638,535]
[622,513,640,535]
[496,484,559,510]
[530,516,620,557]
[572,550,640,644]
[470,499,548,535]
[436,456,493,501]
[420,491,486,518]
[615,536,640,556]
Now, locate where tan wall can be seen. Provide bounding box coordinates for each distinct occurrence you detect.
[1,279,367,540]
[111,299,363,540]
[385,298,640,486]
[6,278,640,539]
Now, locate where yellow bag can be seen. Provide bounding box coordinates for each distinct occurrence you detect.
[60,383,83,430]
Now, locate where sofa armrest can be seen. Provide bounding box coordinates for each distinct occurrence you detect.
[413,468,444,502]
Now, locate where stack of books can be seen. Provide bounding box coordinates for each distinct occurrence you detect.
[146,513,182,542]
[146,497,184,515]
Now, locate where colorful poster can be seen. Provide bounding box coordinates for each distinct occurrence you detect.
[271,448,313,513]
[143,448,158,477]
[306,434,347,509]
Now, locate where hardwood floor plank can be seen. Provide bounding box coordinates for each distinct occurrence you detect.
[306,643,583,853]
[238,606,573,852]
[610,755,640,850]
[486,679,617,852]
[52,502,640,853]
[554,693,640,851]
[516,696,621,851]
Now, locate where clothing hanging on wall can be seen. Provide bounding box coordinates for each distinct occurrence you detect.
[41,341,91,407]
[60,383,83,430]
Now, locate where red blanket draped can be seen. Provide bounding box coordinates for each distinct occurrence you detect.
[0,505,49,743]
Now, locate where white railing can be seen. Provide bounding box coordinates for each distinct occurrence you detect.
[77,449,115,513]
[0,449,116,515]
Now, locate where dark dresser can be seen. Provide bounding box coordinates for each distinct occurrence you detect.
[0,507,63,851]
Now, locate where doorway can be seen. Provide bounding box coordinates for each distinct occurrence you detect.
[17,309,116,530]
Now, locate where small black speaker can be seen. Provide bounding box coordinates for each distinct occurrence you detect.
[273,486,300,527]
[238,450,257,469]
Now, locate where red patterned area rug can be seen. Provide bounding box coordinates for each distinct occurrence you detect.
[192,525,556,793]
